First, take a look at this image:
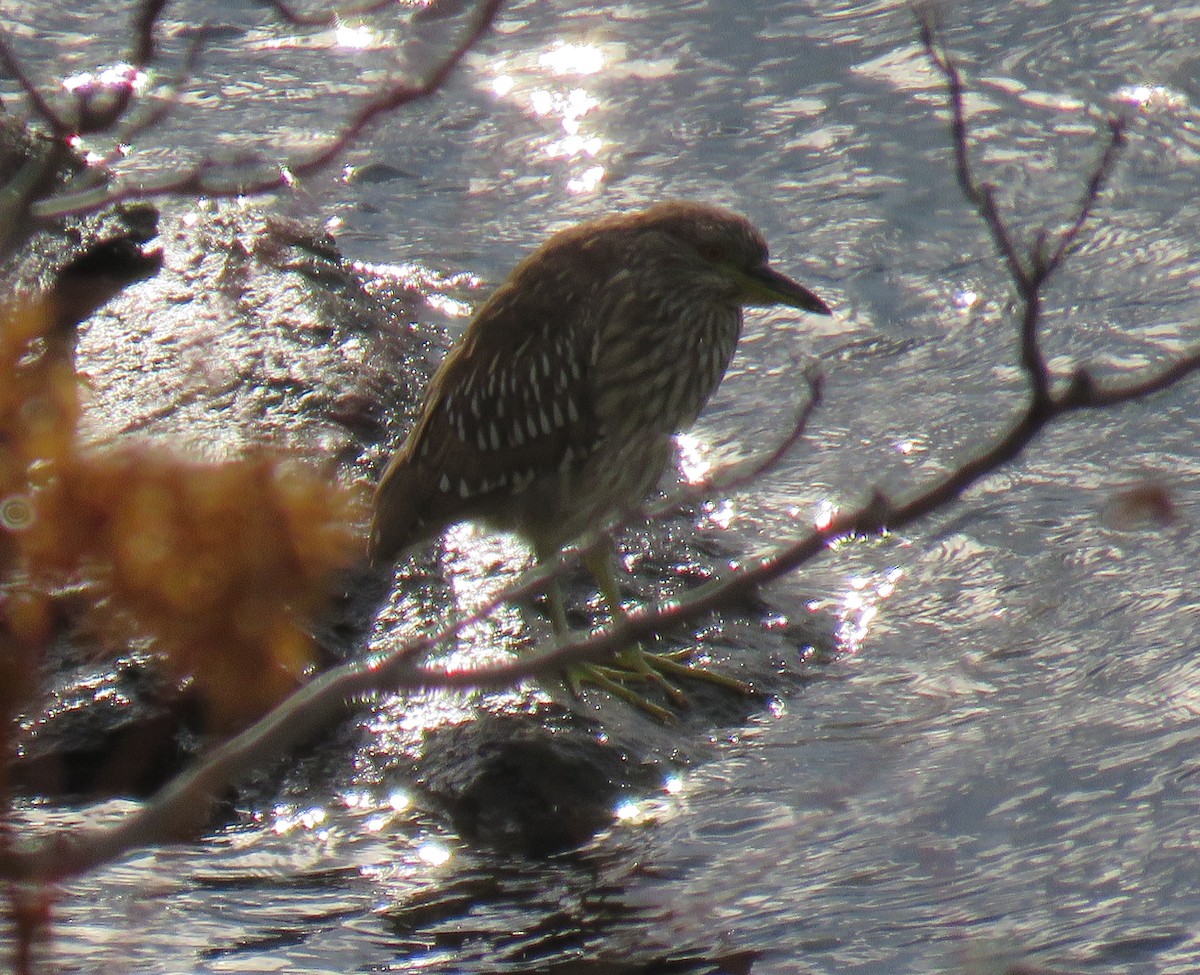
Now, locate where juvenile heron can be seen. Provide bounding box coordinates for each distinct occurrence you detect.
[370,200,831,715]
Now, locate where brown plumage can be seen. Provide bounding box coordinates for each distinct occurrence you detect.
[370,200,831,570]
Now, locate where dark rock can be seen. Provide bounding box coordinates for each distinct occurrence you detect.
[415,708,662,856]
[12,655,205,799]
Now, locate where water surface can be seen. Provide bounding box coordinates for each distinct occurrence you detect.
[5,0,1200,971]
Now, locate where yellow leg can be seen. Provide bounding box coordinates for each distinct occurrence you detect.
[544,568,676,722]
[545,573,570,636]
[575,541,755,713]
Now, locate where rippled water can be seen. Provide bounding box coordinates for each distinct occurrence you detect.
[6,0,1200,971]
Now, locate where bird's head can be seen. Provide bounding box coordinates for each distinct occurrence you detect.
[626,201,833,316]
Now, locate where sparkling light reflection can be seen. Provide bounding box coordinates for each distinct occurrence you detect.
[567,164,605,194]
[703,498,736,529]
[271,803,328,835]
[351,259,479,317]
[417,842,451,866]
[334,23,376,49]
[834,566,903,654]
[675,432,712,484]
[953,288,978,310]
[62,62,147,95]
[340,788,411,814]
[489,40,609,195]
[539,42,605,76]
[1115,83,1186,111]
[531,87,602,163]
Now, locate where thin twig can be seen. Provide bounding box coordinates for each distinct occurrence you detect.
[917,8,1125,412]
[0,34,67,136]
[33,0,505,219]
[1042,117,1127,274]
[85,25,214,177]
[917,15,1028,293]
[921,18,1052,405]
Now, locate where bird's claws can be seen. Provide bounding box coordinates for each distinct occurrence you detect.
[639,651,755,696]
[612,649,690,706]
[564,663,678,723]
[563,647,754,722]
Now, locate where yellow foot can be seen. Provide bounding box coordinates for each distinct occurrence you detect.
[566,663,677,723]
[565,647,754,722]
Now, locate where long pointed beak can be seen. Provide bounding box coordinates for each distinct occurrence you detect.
[740,264,832,315]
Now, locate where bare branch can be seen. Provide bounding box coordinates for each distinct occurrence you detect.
[0,34,68,136]
[916,12,1029,293]
[33,0,506,219]
[0,0,171,155]
[1062,350,1200,409]
[918,11,1055,407]
[298,0,504,176]
[917,8,1125,417]
[83,25,214,178]
[1043,116,1127,274]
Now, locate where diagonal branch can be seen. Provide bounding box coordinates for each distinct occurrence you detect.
[72,25,214,185]
[0,34,68,136]
[917,15,1029,294]
[1041,117,1127,275]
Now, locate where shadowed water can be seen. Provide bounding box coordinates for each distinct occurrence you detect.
[4,0,1200,971]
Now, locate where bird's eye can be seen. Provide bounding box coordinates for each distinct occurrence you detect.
[698,242,725,264]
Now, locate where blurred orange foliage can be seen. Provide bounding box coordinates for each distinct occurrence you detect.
[1,297,367,728]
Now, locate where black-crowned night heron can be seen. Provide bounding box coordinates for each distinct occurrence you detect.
[370,200,831,716]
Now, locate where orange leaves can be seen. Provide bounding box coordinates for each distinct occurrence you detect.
[1,297,367,728]
[67,451,367,725]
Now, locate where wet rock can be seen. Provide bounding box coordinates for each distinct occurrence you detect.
[397,573,831,855]
[416,710,662,856]
[72,202,434,476]
[11,654,205,799]
[0,109,443,800]
[4,196,440,798]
